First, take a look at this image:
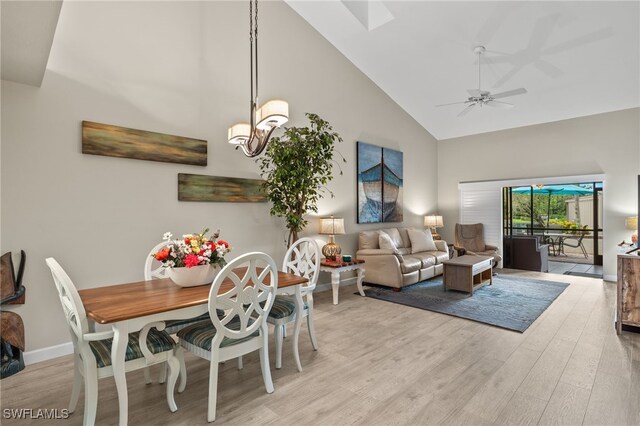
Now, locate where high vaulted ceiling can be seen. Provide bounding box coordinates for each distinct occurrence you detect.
[287,1,640,140]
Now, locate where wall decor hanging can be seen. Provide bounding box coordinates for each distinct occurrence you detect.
[178,173,267,202]
[82,121,207,166]
[357,142,403,223]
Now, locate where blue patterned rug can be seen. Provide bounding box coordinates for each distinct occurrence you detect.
[364,275,569,332]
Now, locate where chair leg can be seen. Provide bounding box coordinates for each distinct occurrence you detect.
[307,308,318,351]
[69,357,82,413]
[176,346,187,393]
[259,327,274,394]
[144,366,153,385]
[580,243,588,258]
[158,362,167,384]
[165,355,179,413]
[274,324,283,369]
[207,353,220,423]
[83,366,98,426]
[282,326,287,339]
[237,356,243,370]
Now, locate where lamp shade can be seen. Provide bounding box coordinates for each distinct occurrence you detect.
[424,215,444,228]
[256,99,289,130]
[228,123,251,145]
[626,216,638,230]
[319,217,345,235]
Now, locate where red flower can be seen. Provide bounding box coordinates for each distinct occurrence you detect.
[217,239,229,248]
[184,238,191,245]
[184,253,200,268]
[154,248,170,261]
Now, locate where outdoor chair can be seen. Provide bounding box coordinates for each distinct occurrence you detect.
[560,225,589,258]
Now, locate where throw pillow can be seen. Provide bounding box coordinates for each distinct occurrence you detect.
[378,232,398,252]
[408,229,437,254]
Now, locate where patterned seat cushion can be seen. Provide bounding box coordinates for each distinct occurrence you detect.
[268,295,308,320]
[164,309,224,330]
[88,328,175,368]
[177,316,258,352]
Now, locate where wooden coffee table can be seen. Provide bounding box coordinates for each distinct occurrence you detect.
[442,255,493,295]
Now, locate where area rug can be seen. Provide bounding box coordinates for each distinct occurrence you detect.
[363,275,569,332]
[563,271,602,278]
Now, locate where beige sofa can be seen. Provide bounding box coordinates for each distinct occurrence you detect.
[356,227,449,290]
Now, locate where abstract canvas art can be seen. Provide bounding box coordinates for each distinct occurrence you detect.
[357,142,403,223]
[178,173,267,202]
[82,121,207,166]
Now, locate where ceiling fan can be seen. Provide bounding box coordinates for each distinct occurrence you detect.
[436,46,527,116]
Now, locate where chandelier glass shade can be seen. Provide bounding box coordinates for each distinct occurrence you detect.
[227,0,288,157]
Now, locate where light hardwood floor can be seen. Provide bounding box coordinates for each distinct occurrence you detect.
[2,269,639,425]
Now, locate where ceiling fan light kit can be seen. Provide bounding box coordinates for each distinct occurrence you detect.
[436,45,527,116]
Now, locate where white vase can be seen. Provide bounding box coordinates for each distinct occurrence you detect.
[167,264,219,287]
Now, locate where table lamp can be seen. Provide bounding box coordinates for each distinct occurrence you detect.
[319,216,345,260]
[626,216,638,245]
[424,215,444,240]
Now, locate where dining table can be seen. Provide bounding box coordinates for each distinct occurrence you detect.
[78,268,308,426]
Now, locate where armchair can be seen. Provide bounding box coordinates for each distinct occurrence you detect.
[454,223,502,268]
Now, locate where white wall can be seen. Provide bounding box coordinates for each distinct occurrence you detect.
[437,108,640,278]
[1,1,438,352]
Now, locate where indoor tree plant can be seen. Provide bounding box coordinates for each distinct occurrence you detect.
[258,113,345,247]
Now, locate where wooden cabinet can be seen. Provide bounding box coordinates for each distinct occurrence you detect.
[617,254,640,334]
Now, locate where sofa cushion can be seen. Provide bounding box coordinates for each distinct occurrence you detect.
[425,250,449,264]
[379,232,398,251]
[396,228,411,248]
[359,231,380,250]
[408,229,437,253]
[399,256,422,274]
[381,228,403,248]
[397,248,411,256]
[406,252,437,268]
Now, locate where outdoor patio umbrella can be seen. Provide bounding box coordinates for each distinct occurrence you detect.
[511,184,593,228]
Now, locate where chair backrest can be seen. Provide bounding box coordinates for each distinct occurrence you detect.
[207,252,277,343]
[569,225,589,242]
[282,238,320,293]
[46,258,89,343]
[454,223,486,252]
[144,241,171,280]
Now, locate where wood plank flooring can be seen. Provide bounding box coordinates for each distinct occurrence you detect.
[2,269,639,425]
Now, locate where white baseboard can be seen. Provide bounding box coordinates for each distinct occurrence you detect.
[603,274,617,282]
[24,341,73,366]
[315,276,357,293]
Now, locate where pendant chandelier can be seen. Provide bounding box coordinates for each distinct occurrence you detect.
[227,0,288,157]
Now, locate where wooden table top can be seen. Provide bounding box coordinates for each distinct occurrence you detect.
[320,259,365,268]
[79,268,307,324]
[442,255,492,267]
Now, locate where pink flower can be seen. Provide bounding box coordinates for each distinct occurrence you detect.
[184,253,200,268]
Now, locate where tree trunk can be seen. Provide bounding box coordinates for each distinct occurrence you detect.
[287,229,299,249]
[573,195,581,228]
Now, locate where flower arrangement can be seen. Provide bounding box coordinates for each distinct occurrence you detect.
[153,228,231,269]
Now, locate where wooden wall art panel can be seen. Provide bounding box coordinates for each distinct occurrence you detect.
[82,121,207,166]
[178,173,267,203]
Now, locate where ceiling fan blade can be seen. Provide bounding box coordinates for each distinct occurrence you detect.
[467,89,481,97]
[486,100,514,109]
[491,88,527,99]
[435,100,469,107]
[457,103,477,117]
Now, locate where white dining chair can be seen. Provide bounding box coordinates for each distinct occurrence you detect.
[46,258,180,426]
[267,237,320,369]
[175,252,277,422]
[144,241,211,384]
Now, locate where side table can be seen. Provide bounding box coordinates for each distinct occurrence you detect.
[319,259,366,305]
